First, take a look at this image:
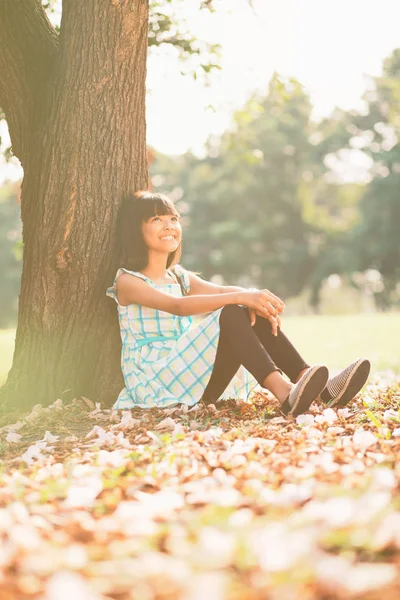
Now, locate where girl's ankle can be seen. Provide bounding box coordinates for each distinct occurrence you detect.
[295,367,309,383]
[262,372,292,405]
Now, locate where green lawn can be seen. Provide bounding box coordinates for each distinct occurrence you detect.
[0,329,16,386]
[1,313,399,386]
[282,312,400,373]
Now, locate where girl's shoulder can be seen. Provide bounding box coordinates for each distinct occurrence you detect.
[106,268,151,304]
[169,264,184,277]
[115,268,150,283]
[169,264,191,295]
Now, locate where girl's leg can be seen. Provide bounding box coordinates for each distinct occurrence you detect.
[202,305,292,405]
[251,312,310,383]
[249,312,370,409]
[201,330,241,405]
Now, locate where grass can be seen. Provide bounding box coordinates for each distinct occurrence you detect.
[0,312,399,386]
[282,312,400,373]
[0,329,15,386]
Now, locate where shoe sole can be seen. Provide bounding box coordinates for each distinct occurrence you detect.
[289,365,329,417]
[327,359,371,408]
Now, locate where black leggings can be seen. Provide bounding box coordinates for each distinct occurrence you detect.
[201,304,309,404]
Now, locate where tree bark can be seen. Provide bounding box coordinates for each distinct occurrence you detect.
[0,0,149,409]
[0,0,58,162]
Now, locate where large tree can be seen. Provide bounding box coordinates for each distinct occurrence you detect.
[0,0,151,410]
[0,0,221,411]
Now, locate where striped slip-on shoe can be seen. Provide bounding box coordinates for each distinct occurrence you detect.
[281,365,329,417]
[321,358,371,408]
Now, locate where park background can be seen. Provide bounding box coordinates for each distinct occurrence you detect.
[1,2,400,600]
[1,0,400,385]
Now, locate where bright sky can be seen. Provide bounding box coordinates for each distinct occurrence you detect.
[147,0,400,156]
[1,0,400,183]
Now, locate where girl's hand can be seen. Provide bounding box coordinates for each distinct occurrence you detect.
[249,308,257,327]
[246,287,284,330]
[260,289,285,313]
[249,308,281,335]
[242,290,284,319]
[244,289,283,336]
[268,313,281,336]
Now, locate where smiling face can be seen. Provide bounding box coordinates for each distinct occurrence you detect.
[117,191,182,270]
[141,213,182,255]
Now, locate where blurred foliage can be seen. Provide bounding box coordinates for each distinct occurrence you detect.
[147,0,221,79]
[151,50,400,312]
[0,183,22,328]
[347,49,400,309]
[40,0,221,78]
[306,49,400,309]
[152,75,363,302]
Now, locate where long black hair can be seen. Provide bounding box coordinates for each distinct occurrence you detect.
[117,191,181,271]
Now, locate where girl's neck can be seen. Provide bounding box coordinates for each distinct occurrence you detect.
[141,252,170,281]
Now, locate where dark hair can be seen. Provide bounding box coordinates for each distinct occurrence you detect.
[117,191,181,271]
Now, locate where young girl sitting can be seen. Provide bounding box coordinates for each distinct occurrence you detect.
[106,191,370,416]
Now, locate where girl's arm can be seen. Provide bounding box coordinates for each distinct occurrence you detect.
[116,272,278,319]
[188,272,245,295]
[188,272,285,312]
[188,272,285,332]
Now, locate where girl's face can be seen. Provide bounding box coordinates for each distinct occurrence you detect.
[141,213,182,254]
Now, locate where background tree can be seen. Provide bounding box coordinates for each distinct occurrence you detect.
[152,72,381,311]
[153,76,351,301]
[307,48,400,310]
[0,183,22,328]
[347,49,400,309]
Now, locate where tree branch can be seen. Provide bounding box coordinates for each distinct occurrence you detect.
[0,0,58,165]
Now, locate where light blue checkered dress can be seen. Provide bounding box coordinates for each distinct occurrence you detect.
[106,265,257,409]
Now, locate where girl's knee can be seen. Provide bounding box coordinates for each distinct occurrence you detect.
[221,304,245,315]
[220,304,249,324]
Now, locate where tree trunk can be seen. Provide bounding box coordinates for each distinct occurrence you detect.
[0,0,149,410]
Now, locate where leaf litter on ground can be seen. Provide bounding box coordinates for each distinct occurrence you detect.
[0,373,400,599]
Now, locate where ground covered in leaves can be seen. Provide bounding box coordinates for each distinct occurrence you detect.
[1,373,400,600]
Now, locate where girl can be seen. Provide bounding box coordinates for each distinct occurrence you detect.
[106,191,370,416]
